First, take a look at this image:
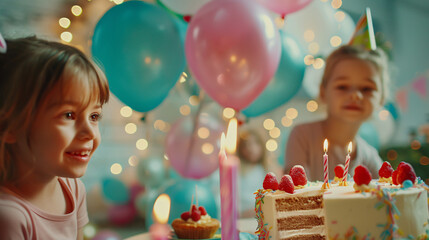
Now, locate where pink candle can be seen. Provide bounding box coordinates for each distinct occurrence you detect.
[219,119,240,240]
[322,139,330,189]
[342,142,353,183]
[150,194,171,240]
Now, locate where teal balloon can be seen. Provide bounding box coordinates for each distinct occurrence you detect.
[242,31,305,117]
[137,156,166,189]
[92,1,186,112]
[358,123,380,150]
[384,102,399,121]
[145,179,218,229]
[101,177,130,204]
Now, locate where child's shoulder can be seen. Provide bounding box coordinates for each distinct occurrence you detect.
[291,120,323,134]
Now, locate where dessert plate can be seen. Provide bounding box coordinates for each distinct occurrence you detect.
[170,228,221,240]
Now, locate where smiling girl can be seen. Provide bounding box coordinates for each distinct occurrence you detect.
[284,45,389,181]
[0,36,109,239]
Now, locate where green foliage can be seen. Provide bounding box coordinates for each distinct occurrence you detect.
[379,143,429,183]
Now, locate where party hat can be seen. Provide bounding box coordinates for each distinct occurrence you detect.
[0,33,6,53]
[348,7,376,50]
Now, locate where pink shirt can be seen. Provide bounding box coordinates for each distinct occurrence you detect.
[285,121,383,181]
[0,177,88,240]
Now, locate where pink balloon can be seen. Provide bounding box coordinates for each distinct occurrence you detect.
[166,114,224,179]
[185,0,281,111]
[255,0,313,16]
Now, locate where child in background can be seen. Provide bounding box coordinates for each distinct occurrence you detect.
[285,45,389,181]
[237,129,281,218]
[0,36,109,239]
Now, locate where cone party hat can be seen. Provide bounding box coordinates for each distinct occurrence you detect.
[348,7,376,50]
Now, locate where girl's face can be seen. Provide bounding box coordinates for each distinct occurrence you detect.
[321,58,382,124]
[15,79,102,180]
[240,134,263,164]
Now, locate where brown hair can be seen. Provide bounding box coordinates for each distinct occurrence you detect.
[0,36,110,184]
[320,45,390,102]
[237,129,267,168]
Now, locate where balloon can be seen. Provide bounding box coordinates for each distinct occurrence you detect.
[243,31,306,117]
[283,0,355,57]
[145,179,218,229]
[185,0,281,111]
[255,0,312,16]
[108,203,137,226]
[92,1,186,112]
[135,189,157,218]
[137,156,167,188]
[92,230,121,240]
[101,177,130,204]
[158,0,212,16]
[166,114,224,179]
[358,122,380,150]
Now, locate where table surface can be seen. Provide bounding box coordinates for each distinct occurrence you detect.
[125,218,257,240]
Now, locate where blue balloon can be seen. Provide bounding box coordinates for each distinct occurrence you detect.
[358,123,380,150]
[145,179,218,229]
[101,177,130,204]
[242,31,306,117]
[92,1,186,112]
[384,102,399,121]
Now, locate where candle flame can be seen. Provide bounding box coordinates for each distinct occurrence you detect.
[153,194,171,224]
[225,118,237,154]
[323,139,328,152]
[347,142,352,153]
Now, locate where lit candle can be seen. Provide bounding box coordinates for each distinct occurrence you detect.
[340,142,353,186]
[219,118,240,240]
[150,194,171,240]
[322,139,330,189]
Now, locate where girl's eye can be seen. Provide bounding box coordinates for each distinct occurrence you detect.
[90,113,102,122]
[362,87,375,92]
[336,85,348,90]
[64,112,75,120]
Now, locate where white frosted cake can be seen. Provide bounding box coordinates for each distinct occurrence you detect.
[255,163,429,240]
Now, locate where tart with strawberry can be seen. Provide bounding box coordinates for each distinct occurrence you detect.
[171,204,220,239]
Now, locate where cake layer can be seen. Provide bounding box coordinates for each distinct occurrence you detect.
[279,225,327,240]
[275,195,323,211]
[277,215,324,231]
[282,234,326,240]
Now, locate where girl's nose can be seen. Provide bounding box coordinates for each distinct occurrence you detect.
[77,120,96,140]
[350,89,363,101]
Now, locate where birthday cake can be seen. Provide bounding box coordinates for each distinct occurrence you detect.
[255,163,429,240]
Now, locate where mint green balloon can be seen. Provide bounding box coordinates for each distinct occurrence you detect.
[92,1,186,112]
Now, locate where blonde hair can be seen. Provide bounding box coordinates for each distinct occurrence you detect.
[320,45,390,102]
[0,36,110,184]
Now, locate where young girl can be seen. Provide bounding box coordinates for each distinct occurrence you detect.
[0,36,109,239]
[237,129,281,217]
[285,45,389,181]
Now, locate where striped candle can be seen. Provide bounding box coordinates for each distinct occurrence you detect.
[322,139,330,189]
[342,142,353,183]
[219,119,240,240]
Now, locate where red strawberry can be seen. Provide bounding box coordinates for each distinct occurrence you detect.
[263,172,279,190]
[198,206,207,216]
[378,161,394,178]
[289,165,307,186]
[397,161,406,169]
[191,210,201,221]
[278,175,294,194]
[191,204,197,213]
[397,162,416,185]
[181,211,191,221]
[334,164,345,178]
[392,170,399,185]
[353,165,372,186]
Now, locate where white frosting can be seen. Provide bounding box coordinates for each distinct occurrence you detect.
[186,214,212,224]
[258,182,429,239]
